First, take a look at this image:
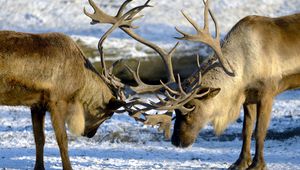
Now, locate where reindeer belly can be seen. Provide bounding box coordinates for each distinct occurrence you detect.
[0,89,42,106]
[0,77,45,106]
[278,73,300,92]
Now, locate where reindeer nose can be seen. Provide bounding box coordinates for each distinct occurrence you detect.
[83,128,98,138]
[171,132,181,147]
[171,139,180,147]
[171,131,194,148]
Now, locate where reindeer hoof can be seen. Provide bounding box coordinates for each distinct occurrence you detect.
[34,165,45,170]
[246,162,267,170]
[228,158,252,170]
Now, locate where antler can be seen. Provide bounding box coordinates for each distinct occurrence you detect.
[85,0,180,138]
[85,0,153,99]
[84,0,145,27]
[175,0,235,76]
[85,0,179,94]
[84,0,231,140]
[124,61,163,93]
[116,0,230,137]
[129,69,208,117]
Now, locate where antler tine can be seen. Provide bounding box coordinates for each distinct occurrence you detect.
[126,1,152,19]
[180,10,203,33]
[84,0,116,24]
[196,55,202,86]
[189,54,202,91]
[177,74,186,95]
[165,42,180,82]
[121,1,153,27]
[196,54,200,68]
[159,80,180,95]
[116,0,133,18]
[203,0,219,39]
[164,90,177,101]
[125,61,148,87]
[203,0,209,32]
[125,61,163,94]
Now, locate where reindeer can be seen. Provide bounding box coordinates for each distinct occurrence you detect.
[0,31,124,169]
[171,1,300,169]
[0,2,160,169]
[86,0,300,169]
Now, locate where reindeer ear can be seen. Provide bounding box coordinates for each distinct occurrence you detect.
[107,98,126,111]
[207,88,221,99]
[196,87,221,100]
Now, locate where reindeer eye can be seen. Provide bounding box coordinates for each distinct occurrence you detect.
[184,103,194,109]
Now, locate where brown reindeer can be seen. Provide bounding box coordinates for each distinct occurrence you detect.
[0,31,124,169]
[86,0,300,170]
[0,1,156,169]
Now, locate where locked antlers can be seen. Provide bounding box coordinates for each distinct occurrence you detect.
[84,0,231,139]
[84,0,178,138]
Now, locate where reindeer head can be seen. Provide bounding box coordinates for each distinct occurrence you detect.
[81,98,125,138]
[171,87,221,147]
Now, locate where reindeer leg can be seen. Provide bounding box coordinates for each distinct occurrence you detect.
[31,105,46,170]
[49,101,72,170]
[229,104,256,170]
[248,97,273,170]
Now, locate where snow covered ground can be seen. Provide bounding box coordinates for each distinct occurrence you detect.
[0,90,300,169]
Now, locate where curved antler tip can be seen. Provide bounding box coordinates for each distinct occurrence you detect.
[174,27,182,33]
[145,4,154,8]
[83,7,89,14]
[180,10,189,17]
[145,0,152,5]
[174,27,187,36]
